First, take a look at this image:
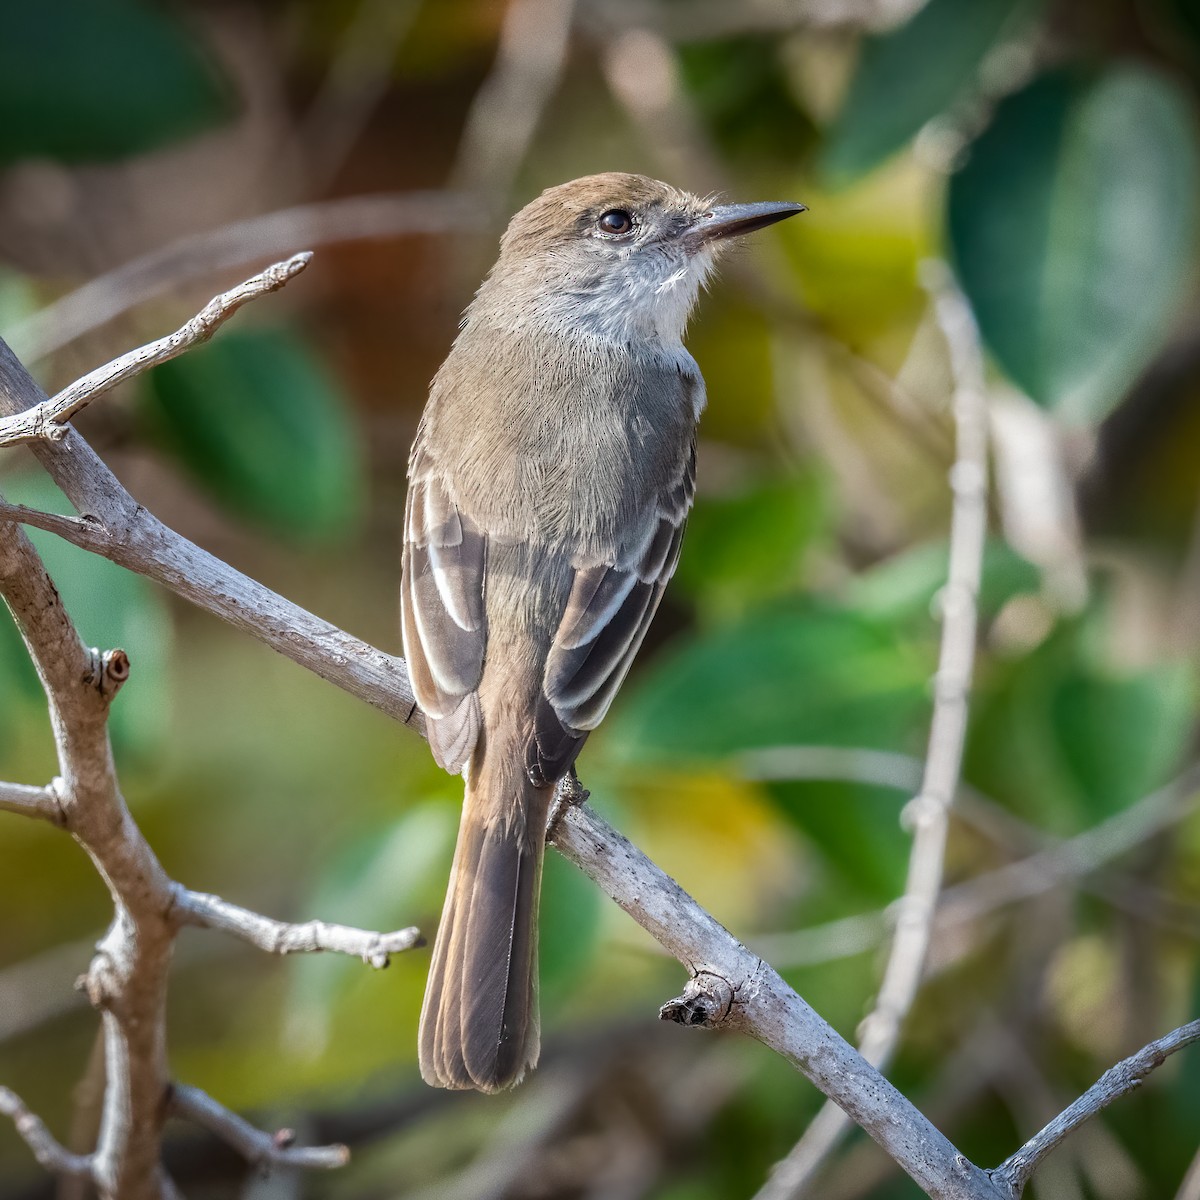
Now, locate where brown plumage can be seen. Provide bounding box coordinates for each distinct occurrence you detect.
[402,173,804,1091]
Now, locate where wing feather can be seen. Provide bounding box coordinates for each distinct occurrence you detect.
[402,442,487,773]
[531,442,695,783]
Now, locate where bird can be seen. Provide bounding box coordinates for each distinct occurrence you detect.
[401,172,804,1092]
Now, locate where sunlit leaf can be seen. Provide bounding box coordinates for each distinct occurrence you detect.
[822,0,1029,185]
[949,65,1200,422]
[0,0,233,165]
[141,327,365,543]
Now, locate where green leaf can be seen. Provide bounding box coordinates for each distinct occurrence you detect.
[1051,660,1194,820]
[538,850,602,1005]
[822,0,1029,185]
[678,36,815,167]
[768,779,912,901]
[966,616,1197,831]
[607,604,934,899]
[672,475,828,613]
[141,328,365,543]
[0,0,233,165]
[848,538,1041,625]
[610,602,930,764]
[948,65,1200,422]
[282,803,457,1058]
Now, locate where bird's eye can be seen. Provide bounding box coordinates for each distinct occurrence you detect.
[597,209,634,236]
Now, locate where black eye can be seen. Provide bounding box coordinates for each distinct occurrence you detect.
[598,209,634,236]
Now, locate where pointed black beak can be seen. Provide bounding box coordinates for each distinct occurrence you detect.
[687,200,806,246]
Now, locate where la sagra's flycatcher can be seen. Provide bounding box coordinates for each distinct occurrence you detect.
[402,173,804,1092]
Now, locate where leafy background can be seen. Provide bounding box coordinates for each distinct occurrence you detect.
[1,0,1199,1197]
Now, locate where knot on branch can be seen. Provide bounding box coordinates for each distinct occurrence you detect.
[659,970,735,1029]
[79,949,121,1010]
[82,647,130,700]
[547,769,590,837]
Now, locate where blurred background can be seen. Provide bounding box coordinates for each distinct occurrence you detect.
[1,0,1199,1196]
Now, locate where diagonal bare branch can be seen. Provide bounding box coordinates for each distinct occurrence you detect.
[0,255,311,447]
[549,799,1008,1200]
[0,1086,93,1178]
[756,264,990,1199]
[991,1020,1200,1197]
[169,1084,349,1172]
[0,332,421,729]
[8,192,485,362]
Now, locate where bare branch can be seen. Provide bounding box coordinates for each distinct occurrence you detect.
[938,762,1200,928]
[0,1086,93,1178]
[169,1084,349,1172]
[172,886,423,967]
[6,247,1183,1200]
[0,262,423,1197]
[548,799,1008,1200]
[0,778,65,824]
[8,192,485,362]
[0,335,422,730]
[991,1020,1200,1197]
[0,255,312,448]
[449,0,577,197]
[577,0,925,42]
[758,265,990,1199]
[750,760,1200,977]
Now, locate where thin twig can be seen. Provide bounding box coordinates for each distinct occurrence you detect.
[757,264,990,1199]
[169,1085,349,1172]
[0,345,422,729]
[7,192,485,362]
[938,762,1200,928]
[0,255,311,447]
[0,262,422,1198]
[449,0,577,197]
[301,0,424,190]
[0,778,65,824]
[0,1087,93,1177]
[576,0,922,41]
[750,760,1200,971]
[990,1020,1200,1197]
[172,886,423,967]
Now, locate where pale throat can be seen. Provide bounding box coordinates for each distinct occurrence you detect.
[534,244,716,347]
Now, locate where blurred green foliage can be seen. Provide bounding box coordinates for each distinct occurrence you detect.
[949,64,1200,423]
[0,0,232,165]
[1,0,1199,1198]
[141,328,366,543]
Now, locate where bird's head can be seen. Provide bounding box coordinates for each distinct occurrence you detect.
[480,172,805,344]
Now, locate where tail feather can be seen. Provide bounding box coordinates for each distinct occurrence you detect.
[419,755,548,1092]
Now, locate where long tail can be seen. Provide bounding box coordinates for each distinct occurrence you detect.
[418,745,550,1092]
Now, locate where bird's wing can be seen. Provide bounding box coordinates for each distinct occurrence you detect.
[402,434,487,774]
[529,440,695,785]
